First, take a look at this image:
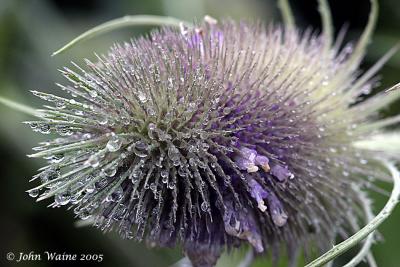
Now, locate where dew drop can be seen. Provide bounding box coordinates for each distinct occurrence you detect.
[168,146,180,162]
[99,117,108,125]
[56,125,73,136]
[223,107,231,115]
[110,186,123,202]
[79,210,92,220]
[86,154,100,167]
[149,183,157,191]
[168,182,175,189]
[103,167,117,177]
[106,135,122,152]
[55,192,71,205]
[201,201,209,212]
[134,141,149,157]
[138,91,148,103]
[89,90,98,98]
[85,184,95,193]
[95,178,108,189]
[51,154,64,163]
[160,169,168,178]
[28,189,39,198]
[39,124,51,134]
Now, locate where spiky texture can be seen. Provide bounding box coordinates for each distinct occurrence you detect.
[27,20,399,266]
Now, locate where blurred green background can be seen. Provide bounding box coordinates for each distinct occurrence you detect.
[0,0,399,266]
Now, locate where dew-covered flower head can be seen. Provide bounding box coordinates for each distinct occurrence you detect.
[26,6,400,267]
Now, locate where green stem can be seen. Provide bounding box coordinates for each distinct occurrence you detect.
[278,0,295,28]
[52,15,193,56]
[305,160,400,267]
[317,0,333,52]
[342,187,375,267]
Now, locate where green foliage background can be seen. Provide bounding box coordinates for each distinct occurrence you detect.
[0,0,399,266]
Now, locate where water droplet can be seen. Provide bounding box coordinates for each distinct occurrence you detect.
[160,170,168,178]
[40,169,60,183]
[223,107,231,115]
[113,204,127,220]
[148,123,156,131]
[103,167,117,177]
[28,189,39,198]
[201,201,209,212]
[55,192,71,205]
[95,178,108,189]
[79,210,92,220]
[342,171,349,177]
[329,147,337,153]
[168,182,175,190]
[106,135,122,152]
[360,159,368,165]
[147,107,156,116]
[149,183,157,191]
[187,102,196,112]
[168,146,180,163]
[108,186,123,202]
[89,90,98,98]
[56,125,73,136]
[99,117,108,125]
[74,109,84,116]
[55,101,66,109]
[85,184,95,193]
[138,92,148,103]
[134,141,148,157]
[39,124,51,134]
[132,191,139,199]
[29,122,38,129]
[51,154,64,163]
[86,154,100,167]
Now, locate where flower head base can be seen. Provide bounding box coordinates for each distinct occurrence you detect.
[26,6,400,267]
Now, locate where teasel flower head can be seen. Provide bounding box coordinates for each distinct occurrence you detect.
[26,3,400,267]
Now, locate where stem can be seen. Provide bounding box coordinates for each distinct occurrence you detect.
[347,0,378,70]
[305,160,400,267]
[52,15,193,56]
[278,0,295,28]
[317,0,333,52]
[170,257,192,267]
[385,82,400,92]
[342,187,375,267]
[237,249,254,267]
[0,95,42,117]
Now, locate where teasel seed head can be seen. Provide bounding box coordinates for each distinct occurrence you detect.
[26,10,400,267]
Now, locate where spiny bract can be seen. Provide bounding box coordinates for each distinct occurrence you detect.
[27,17,399,266]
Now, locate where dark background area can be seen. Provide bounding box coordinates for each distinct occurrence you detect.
[0,0,399,266]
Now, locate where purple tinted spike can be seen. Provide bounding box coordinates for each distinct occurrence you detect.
[270,164,294,182]
[248,178,268,212]
[255,155,270,172]
[234,147,258,173]
[223,198,264,253]
[265,190,288,227]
